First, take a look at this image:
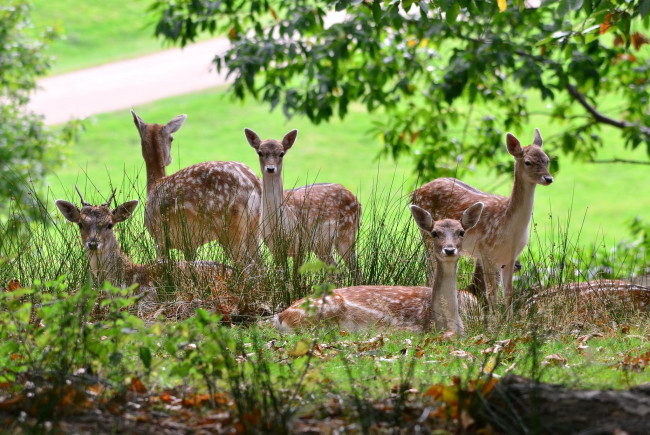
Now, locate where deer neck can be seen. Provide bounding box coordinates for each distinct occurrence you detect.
[145,160,166,195]
[507,161,537,222]
[431,260,458,298]
[88,240,137,286]
[261,172,295,236]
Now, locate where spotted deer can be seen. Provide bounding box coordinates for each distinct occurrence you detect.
[55,186,233,311]
[274,203,484,334]
[411,129,553,315]
[244,128,361,274]
[131,110,262,265]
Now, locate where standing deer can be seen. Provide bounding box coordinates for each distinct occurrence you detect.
[131,110,262,265]
[274,203,484,334]
[55,186,233,313]
[411,129,553,315]
[243,128,361,275]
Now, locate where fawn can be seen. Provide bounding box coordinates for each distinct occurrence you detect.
[244,128,361,275]
[131,110,262,266]
[55,186,232,312]
[411,129,553,315]
[274,202,483,334]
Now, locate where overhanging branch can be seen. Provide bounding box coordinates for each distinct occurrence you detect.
[566,84,650,138]
[588,158,650,165]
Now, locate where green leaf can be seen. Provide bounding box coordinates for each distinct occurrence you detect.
[446,2,459,25]
[139,347,152,371]
[558,0,583,17]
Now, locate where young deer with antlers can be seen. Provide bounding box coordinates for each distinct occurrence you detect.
[411,129,553,315]
[274,203,483,334]
[131,110,262,265]
[244,128,361,274]
[55,187,232,311]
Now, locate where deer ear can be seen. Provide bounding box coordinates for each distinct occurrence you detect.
[165,114,187,134]
[282,129,298,151]
[112,200,139,223]
[532,128,543,147]
[506,133,523,157]
[461,202,483,231]
[131,109,147,137]
[55,200,81,224]
[244,128,261,149]
[410,205,434,233]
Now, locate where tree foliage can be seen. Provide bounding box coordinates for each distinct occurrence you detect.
[151,0,650,178]
[0,1,77,227]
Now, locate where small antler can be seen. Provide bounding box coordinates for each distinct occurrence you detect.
[75,184,91,207]
[103,188,117,207]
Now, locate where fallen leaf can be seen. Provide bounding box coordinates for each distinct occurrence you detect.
[288,339,311,358]
[541,354,567,367]
[129,377,147,394]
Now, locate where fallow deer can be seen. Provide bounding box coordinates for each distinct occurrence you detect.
[274,203,484,334]
[131,110,262,265]
[244,128,361,274]
[411,129,553,315]
[55,186,233,315]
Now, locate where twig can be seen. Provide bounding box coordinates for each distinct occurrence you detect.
[588,158,650,165]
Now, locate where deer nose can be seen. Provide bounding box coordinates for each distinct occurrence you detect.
[87,240,99,251]
[265,166,276,173]
[543,176,554,184]
[444,248,457,256]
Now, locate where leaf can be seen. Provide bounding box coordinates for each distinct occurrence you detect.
[498,0,507,12]
[129,377,148,394]
[139,346,152,371]
[5,279,20,291]
[288,339,311,357]
[447,2,460,24]
[631,32,650,50]
[541,353,567,367]
[228,27,237,40]
[269,5,278,21]
[600,13,612,35]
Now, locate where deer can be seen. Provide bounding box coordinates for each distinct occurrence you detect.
[243,128,362,275]
[411,129,553,316]
[55,186,234,316]
[131,109,262,266]
[273,202,484,334]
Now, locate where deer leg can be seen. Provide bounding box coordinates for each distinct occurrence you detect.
[467,258,488,307]
[481,255,499,311]
[502,260,516,319]
[336,234,361,281]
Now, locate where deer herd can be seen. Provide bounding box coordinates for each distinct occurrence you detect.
[55,111,648,336]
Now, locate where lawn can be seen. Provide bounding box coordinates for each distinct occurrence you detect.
[46,86,650,250]
[30,0,177,74]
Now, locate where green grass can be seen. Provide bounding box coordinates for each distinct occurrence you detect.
[30,0,172,74]
[46,86,650,249]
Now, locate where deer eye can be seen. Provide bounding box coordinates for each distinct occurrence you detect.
[170,136,174,142]
[279,152,285,157]
[257,151,263,157]
[107,223,113,230]
[524,160,532,166]
[459,230,465,237]
[431,231,438,238]
[77,222,83,229]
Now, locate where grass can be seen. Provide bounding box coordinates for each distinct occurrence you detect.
[45,86,650,249]
[30,0,174,74]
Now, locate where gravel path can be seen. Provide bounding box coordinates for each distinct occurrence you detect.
[28,37,232,125]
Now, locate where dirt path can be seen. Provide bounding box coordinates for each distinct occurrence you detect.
[28,37,232,125]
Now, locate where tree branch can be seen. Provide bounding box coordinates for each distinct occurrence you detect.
[588,158,650,165]
[565,84,650,137]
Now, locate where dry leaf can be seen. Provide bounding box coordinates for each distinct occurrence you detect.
[600,13,612,35]
[288,339,310,358]
[498,0,507,12]
[542,354,567,367]
[129,377,148,394]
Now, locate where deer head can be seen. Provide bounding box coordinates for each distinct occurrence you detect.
[244,128,298,176]
[410,202,484,263]
[506,128,553,186]
[131,109,187,168]
[55,186,139,265]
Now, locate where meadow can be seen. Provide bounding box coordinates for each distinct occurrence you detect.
[2,1,649,432]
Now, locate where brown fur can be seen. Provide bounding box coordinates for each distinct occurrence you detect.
[244,129,361,272]
[411,129,553,314]
[132,110,262,264]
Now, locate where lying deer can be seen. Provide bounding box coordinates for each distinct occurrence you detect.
[131,110,262,265]
[244,128,361,274]
[274,202,484,334]
[55,186,233,314]
[411,129,553,315]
